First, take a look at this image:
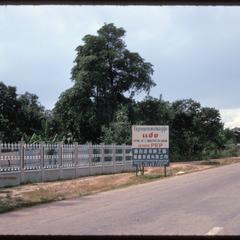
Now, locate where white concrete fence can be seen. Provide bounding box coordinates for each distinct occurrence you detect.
[0,142,134,188]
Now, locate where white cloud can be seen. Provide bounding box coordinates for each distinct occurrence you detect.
[220,109,240,129]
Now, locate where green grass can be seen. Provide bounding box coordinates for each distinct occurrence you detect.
[140,174,164,180]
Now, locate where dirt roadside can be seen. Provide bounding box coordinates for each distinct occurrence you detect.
[0,157,240,213]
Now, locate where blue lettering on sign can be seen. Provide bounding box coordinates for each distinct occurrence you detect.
[134,149,138,154]
[132,148,169,166]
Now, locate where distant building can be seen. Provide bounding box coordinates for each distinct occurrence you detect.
[232,127,240,134]
[232,127,240,144]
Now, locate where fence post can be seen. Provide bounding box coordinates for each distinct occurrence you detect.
[122,143,126,171]
[101,143,104,174]
[58,142,63,180]
[40,142,45,182]
[0,142,2,177]
[112,143,116,173]
[19,141,24,184]
[58,143,63,167]
[74,142,78,178]
[88,142,93,175]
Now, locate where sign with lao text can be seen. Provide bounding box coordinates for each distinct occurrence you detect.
[132,125,169,167]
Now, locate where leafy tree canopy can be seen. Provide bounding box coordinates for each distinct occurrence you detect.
[71,23,155,99]
[54,23,156,142]
[0,81,47,142]
[0,81,21,142]
[101,105,131,144]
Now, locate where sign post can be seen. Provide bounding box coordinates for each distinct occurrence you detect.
[132,125,169,176]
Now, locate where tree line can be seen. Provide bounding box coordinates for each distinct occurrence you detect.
[0,23,239,161]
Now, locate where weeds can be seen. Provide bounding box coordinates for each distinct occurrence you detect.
[199,160,220,165]
[140,174,163,180]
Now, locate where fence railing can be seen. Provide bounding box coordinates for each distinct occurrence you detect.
[0,142,132,172]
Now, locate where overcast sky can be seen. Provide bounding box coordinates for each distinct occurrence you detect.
[1,6,240,128]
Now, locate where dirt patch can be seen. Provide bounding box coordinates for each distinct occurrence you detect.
[145,162,213,176]
[1,157,240,214]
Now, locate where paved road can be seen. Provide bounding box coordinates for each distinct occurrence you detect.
[1,163,240,235]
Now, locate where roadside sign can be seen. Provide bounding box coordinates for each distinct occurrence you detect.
[132,125,169,167]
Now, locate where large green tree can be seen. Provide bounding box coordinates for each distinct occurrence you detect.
[18,92,45,137]
[170,99,225,161]
[0,82,47,142]
[132,96,174,125]
[54,23,155,143]
[54,86,98,143]
[0,81,21,142]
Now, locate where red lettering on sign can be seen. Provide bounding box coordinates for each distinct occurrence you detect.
[142,132,160,138]
[143,133,148,138]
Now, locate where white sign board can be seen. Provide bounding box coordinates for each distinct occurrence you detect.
[132,125,169,167]
[132,125,169,148]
